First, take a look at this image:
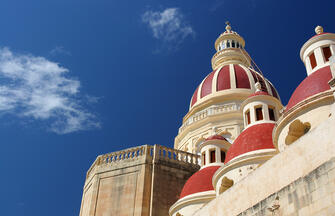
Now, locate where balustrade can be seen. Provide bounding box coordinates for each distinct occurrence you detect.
[86,145,200,179]
[179,103,240,133]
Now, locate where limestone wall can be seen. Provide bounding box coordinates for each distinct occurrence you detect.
[193,106,335,216]
[237,158,335,216]
[79,145,199,216]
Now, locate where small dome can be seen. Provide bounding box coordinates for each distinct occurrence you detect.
[190,64,279,109]
[205,135,227,141]
[225,123,275,163]
[285,66,332,111]
[179,166,220,199]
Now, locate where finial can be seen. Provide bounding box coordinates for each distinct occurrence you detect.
[315,26,324,35]
[225,21,231,32]
[255,82,262,92]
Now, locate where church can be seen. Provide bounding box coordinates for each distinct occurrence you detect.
[79,23,335,216]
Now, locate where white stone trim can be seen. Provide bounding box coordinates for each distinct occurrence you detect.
[229,64,236,89]
[212,65,223,94]
[169,190,216,216]
[212,149,277,188]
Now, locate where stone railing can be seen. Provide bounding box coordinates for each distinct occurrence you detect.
[86,145,200,179]
[179,103,240,133]
[154,145,200,165]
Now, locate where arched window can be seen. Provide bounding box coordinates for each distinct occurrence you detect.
[236,42,240,48]
[227,40,231,48]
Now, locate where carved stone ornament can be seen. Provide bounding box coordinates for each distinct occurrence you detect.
[285,119,311,145]
[219,177,234,194]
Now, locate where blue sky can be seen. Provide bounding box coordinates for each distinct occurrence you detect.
[0,0,334,215]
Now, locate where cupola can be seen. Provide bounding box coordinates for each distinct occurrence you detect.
[274,26,335,152]
[199,135,230,168]
[300,25,335,76]
[211,22,251,70]
[241,82,283,129]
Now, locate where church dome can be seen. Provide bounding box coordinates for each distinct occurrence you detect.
[190,64,279,109]
[285,66,332,111]
[179,166,220,199]
[224,123,275,163]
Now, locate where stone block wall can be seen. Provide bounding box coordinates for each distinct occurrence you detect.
[79,145,199,216]
[193,111,335,216]
[238,158,335,216]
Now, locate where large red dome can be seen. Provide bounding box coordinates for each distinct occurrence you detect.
[190,64,279,109]
[285,66,332,111]
[179,166,220,199]
[225,123,275,163]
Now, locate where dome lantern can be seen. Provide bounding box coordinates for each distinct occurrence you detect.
[212,22,251,70]
[241,82,283,129]
[300,26,335,76]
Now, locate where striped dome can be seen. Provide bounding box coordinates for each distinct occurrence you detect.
[190,64,279,109]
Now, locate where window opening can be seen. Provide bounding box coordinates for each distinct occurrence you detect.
[246,110,251,125]
[323,46,331,62]
[232,40,235,48]
[210,150,216,163]
[227,40,230,48]
[309,52,317,69]
[221,151,226,162]
[268,108,275,121]
[202,153,206,165]
[256,107,263,121]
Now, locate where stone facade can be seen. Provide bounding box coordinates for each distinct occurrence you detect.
[193,109,335,216]
[79,145,199,216]
[238,158,335,216]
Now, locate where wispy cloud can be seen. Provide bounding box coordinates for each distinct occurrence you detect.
[0,47,100,134]
[210,0,226,12]
[49,46,71,56]
[142,8,195,51]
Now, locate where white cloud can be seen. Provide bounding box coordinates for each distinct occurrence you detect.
[49,46,71,56]
[0,47,100,134]
[142,8,195,50]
